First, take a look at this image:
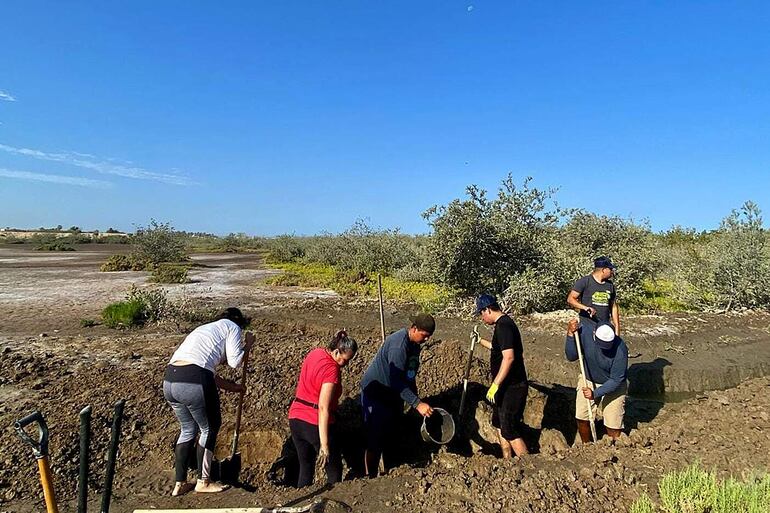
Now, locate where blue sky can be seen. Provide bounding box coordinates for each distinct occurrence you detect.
[1,1,769,235]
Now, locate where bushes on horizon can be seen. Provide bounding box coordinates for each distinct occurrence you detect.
[304,220,423,274]
[267,234,306,263]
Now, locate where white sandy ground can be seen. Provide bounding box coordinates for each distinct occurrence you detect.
[0,247,338,311]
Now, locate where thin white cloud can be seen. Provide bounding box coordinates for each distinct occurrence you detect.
[0,143,196,186]
[0,91,16,102]
[0,167,112,188]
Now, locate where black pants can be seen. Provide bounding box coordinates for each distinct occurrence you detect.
[289,418,342,488]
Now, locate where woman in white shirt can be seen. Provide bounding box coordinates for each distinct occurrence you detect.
[162,307,254,495]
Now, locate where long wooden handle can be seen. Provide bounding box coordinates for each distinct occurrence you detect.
[230,347,250,456]
[378,274,385,343]
[38,457,59,513]
[574,327,597,442]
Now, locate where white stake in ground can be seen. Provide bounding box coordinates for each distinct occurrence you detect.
[574,324,598,442]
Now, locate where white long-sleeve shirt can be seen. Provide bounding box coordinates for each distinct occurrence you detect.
[170,319,245,373]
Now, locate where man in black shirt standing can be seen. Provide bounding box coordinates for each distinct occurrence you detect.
[567,256,620,336]
[475,294,529,458]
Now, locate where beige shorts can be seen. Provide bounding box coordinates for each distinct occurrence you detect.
[574,374,627,430]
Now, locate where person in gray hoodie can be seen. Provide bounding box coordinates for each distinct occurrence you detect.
[360,313,435,478]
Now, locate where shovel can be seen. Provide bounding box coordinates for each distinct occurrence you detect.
[15,411,59,513]
[458,326,479,416]
[574,325,598,442]
[219,346,251,484]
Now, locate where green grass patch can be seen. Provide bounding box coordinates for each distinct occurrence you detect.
[102,299,146,328]
[266,263,455,312]
[629,463,770,513]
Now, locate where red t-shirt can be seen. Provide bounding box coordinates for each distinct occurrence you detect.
[288,348,342,425]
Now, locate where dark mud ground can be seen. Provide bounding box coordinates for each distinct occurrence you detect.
[1,246,769,512]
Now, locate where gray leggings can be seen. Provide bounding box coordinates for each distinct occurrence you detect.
[163,365,221,481]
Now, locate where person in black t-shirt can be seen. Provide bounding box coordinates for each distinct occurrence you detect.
[475,294,529,458]
[567,256,621,335]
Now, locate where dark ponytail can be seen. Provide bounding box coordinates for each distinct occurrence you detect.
[327,329,358,356]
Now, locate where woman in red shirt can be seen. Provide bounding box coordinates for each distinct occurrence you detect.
[288,330,358,487]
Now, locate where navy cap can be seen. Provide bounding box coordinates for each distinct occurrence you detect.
[474,294,498,315]
[594,256,616,270]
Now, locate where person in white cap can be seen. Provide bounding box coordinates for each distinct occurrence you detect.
[565,318,628,442]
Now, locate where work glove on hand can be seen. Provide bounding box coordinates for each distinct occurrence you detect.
[486,383,499,404]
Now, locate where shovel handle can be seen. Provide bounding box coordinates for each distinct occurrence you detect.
[231,343,251,455]
[15,410,49,459]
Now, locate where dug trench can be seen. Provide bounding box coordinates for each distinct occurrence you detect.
[1,305,770,512]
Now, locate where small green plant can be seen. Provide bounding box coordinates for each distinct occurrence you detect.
[79,318,97,328]
[150,264,189,284]
[102,299,146,328]
[126,285,170,323]
[628,463,770,513]
[628,493,655,513]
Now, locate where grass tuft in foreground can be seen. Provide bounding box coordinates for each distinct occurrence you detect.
[630,463,770,513]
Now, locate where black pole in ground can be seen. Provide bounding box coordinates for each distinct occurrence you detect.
[77,405,91,513]
[100,400,125,513]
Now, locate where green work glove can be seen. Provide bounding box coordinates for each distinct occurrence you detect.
[486,383,499,404]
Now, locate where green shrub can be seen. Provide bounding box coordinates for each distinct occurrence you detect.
[0,234,25,244]
[100,254,147,272]
[150,263,189,284]
[95,234,131,244]
[126,285,171,323]
[710,201,770,310]
[133,219,187,266]
[424,176,560,298]
[213,233,267,253]
[79,318,97,328]
[266,234,306,263]
[102,299,146,328]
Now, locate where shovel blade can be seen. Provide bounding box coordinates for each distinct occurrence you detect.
[218,452,242,484]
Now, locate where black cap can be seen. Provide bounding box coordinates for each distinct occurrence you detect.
[594,256,615,270]
[410,313,436,335]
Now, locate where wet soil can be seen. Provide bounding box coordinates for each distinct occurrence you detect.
[1,246,769,512]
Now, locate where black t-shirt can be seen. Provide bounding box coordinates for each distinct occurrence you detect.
[572,275,616,323]
[490,314,527,387]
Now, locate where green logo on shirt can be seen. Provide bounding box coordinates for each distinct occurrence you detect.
[592,291,611,307]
